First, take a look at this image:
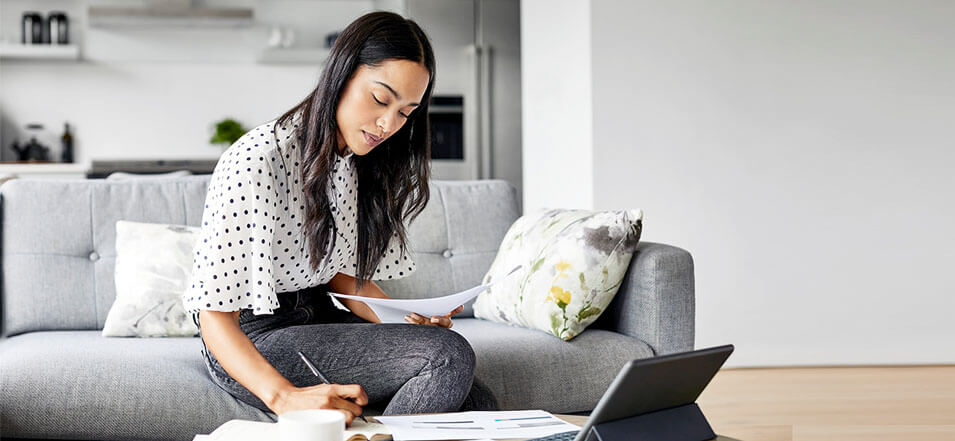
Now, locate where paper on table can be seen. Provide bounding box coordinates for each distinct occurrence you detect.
[374,410,580,441]
[195,418,392,441]
[329,265,522,324]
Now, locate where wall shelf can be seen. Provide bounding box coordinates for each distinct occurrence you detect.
[0,43,80,61]
[88,4,254,28]
[256,47,330,65]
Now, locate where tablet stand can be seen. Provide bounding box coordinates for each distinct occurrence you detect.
[581,403,716,441]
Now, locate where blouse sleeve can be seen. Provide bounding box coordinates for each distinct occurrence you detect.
[182,145,281,315]
[339,230,417,281]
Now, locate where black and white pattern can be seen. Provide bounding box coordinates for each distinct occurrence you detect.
[182,110,416,316]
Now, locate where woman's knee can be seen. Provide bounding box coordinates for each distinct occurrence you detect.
[419,327,476,374]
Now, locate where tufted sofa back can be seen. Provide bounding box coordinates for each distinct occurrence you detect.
[0,176,519,337]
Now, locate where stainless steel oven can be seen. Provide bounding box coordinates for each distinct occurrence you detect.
[428,95,464,160]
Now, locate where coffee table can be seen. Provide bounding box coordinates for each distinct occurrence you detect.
[416,414,739,441]
[196,413,740,440]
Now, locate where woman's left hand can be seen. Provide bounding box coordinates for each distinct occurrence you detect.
[405,305,464,328]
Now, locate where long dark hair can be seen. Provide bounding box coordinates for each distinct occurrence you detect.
[274,11,435,292]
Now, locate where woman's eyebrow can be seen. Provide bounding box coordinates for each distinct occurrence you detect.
[374,81,420,107]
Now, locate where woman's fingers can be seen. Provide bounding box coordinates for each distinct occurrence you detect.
[330,383,368,406]
[328,396,363,422]
[334,408,356,426]
[429,315,453,328]
[404,309,461,328]
[433,306,463,327]
[405,313,426,324]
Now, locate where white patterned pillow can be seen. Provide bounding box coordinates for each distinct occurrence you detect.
[102,220,200,337]
[473,208,643,340]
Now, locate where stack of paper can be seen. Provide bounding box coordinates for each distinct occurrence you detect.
[374,410,581,440]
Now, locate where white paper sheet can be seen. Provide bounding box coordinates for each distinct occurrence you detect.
[329,265,522,324]
[374,410,581,440]
[193,418,392,441]
[329,284,486,323]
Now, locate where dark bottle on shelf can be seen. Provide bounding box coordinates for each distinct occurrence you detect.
[61,122,74,163]
[48,12,70,45]
[22,11,44,44]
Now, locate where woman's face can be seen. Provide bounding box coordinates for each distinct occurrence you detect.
[336,59,431,156]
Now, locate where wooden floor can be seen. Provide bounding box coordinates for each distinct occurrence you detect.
[695,365,955,441]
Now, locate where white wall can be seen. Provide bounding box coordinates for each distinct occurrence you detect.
[524,0,955,367]
[520,0,593,211]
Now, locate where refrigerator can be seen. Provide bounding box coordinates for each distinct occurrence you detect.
[403,0,523,212]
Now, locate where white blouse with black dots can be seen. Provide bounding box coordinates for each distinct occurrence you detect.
[182,110,416,315]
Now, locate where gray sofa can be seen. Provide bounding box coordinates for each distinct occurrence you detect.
[0,176,695,441]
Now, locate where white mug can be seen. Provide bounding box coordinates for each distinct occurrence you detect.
[278,409,345,441]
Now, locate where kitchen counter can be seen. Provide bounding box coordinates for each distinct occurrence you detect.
[0,159,219,179]
[0,161,91,179]
[87,159,218,178]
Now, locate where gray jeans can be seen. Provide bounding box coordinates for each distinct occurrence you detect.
[193,284,498,416]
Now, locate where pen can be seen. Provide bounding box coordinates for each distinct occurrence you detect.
[297,351,368,423]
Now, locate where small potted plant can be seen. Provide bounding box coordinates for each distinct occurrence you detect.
[209,118,248,149]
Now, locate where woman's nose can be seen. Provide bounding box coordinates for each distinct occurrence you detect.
[377,114,398,135]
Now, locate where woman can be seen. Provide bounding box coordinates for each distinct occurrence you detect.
[183,11,498,425]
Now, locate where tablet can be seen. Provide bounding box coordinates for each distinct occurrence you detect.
[575,344,735,440]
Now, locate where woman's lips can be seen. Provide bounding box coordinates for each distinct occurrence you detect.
[363,131,383,147]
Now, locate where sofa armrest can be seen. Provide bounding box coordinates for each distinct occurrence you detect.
[592,241,695,356]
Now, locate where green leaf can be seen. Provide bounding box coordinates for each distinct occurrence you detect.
[543,218,561,233]
[600,279,623,295]
[505,232,523,250]
[530,256,546,273]
[577,306,602,321]
[550,314,562,337]
[579,273,587,291]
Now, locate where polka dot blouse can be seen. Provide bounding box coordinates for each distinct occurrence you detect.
[182,109,416,315]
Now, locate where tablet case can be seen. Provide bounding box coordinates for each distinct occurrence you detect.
[582,403,716,441]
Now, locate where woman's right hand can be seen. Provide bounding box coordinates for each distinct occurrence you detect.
[271,383,369,425]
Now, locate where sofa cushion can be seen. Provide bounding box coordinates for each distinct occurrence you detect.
[103,220,201,337]
[452,318,653,413]
[0,331,272,441]
[473,208,644,341]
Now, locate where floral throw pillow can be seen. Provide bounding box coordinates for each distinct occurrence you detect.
[472,208,643,340]
[102,220,201,337]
